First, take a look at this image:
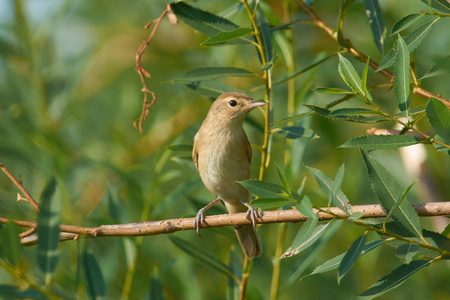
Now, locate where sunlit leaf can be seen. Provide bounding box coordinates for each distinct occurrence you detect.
[37,177,60,286]
[251,197,296,210]
[356,260,432,299]
[391,14,423,35]
[421,0,450,13]
[330,164,345,208]
[364,0,386,55]
[394,35,410,119]
[338,234,367,283]
[296,195,314,218]
[360,151,422,237]
[340,135,421,150]
[169,236,235,279]
[313,87,353,94]
[426,97,450,142]
[201,28,252,46]
[338,54,372,102]
[275,126,318,139]
[239,179,287,199]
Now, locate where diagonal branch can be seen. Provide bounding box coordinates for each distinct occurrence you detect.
[2,202,449,245]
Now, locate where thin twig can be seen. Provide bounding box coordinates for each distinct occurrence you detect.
[0,161,40,212]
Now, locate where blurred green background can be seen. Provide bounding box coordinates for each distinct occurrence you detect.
[0,0,449,299]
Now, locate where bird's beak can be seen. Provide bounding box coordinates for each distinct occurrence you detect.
[246,101,267,110]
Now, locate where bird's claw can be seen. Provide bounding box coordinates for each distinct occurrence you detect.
[193,208,206,237]
[240,199,261,230]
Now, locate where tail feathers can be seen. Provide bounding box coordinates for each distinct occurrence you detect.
[235,224,262,258]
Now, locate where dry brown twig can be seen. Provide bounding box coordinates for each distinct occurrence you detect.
[133,4,178,133]
[2,202,450,245]
[0,161,40,213]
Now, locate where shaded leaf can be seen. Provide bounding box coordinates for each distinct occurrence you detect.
[313,87,353,95]
[420,59,450,80]
[306,166,352,214]
[83,246,106,299]
[391,14,423,35]
[304,104,331,117]
[395,243,420,264]
[394,35,410,119]
[280,221,333,258]
[378,20,436,71]
[364,0,386,55]
[360,151,422,237]
[338,234,367,283]
[357,260,432,299]
[385,181,417,224]
[175,67,254,82]
[276,164,291,192]
[271,112,314,125]
[239,179,287,199]
[251,197,296,210]
[201,28,252,46]
[0,222,22,266]
[165,144,193,152]
[426,97,450,142]
[330,164,345,208]
[275,126,318,139]
[296,195,314,218]
[37,177,60,285]
[340,135,421,150]
[421,0,450,13]
[169,236,235,279]
[255,7,273,67]
[184,80,241,98]
[149,267,166,300]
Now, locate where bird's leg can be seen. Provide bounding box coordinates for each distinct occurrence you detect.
[193,198,222,237]
[240,199,261,229]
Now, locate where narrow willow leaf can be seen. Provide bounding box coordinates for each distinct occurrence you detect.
[0,222,22,266]
[305,240,384,279]
[227,248,240,299]
[184,80,241,98]
[83,246,107,300]
[394,35,410,119]
[255,7,273,67]
[385,181,417,223]
[364,0,386,55]
[395,243,420,264]
[338,54,365,99]
[271,112,313,125]
[239,179,287,198]
[420,61,450,80]
[313,87,353,95]
[296,195,314,218]
[175,67,254,82]
[426,97,450,142]
[275,126,318,139]
[378,21,436,71]
[361,58,370,96]
[165,144,193,151]
[338,234,367,283]
[276,164,291,192]
[360,151,422,237]
[329,108,388,123]
[421,0,450,13]
[280,221,332,258]
[306,166,352,214]
[171,2,238,37]
[169,236,235,279]
[391,14,423,35]
[340,135,421,150]
[356,260,432,299]
[331,108,383,116]
[251,198,295,210]
[330,164,345,208]
[290,214,319,250]
[37,177,60,285]
[149,267,165,300]
[201,28,252,46]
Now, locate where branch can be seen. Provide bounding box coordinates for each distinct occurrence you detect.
[295,0,450,109]
[2,202,450,245]
[0,161,40,213]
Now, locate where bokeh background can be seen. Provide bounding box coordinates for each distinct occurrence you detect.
[0,0,449,299]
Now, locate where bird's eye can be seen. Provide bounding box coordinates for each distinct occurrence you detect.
[228,100,238,107]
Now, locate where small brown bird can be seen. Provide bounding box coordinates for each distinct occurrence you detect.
[192,92,265,258]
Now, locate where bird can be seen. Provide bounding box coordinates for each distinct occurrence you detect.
[192,92,265,259]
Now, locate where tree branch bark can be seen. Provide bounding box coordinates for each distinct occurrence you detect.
[2,202,449,246]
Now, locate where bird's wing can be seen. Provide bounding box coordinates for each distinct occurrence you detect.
[246,140,252,164]
[192,139,199,171]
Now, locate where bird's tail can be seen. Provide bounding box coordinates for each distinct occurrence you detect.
[224,201,262,259]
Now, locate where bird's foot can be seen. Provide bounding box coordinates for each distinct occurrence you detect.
[193,198,222,237]
[240,199,261,229]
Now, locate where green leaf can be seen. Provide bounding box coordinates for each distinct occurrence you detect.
[391,14,423,35]
[395,243,420,264]
[296,195,315,218]
[276,164,291,192]
[329,108,389,123]
[165,144,193,152]
[378,20,436,71]
[421,0,450,13]
[239,179,288,199]
[330,164,345,208]
[83,246,107,300]
[313,87,353,95]
[394,35,410,119]
[304,104,331,117]
[0,222,22,266]
[37,177,60,286]
[306,166,352,214]
[426,97,450,142]
[364,0,386,55]
[420,58,450,80]
[184,80,242,98]
[149,267,166,300]
[171,2,239,37]
[251,197,296,210]
[280,221,333,258]
[360,151,422,237]
[169,236,236,279]
[361,58,370,96]
[175,67,254,82]
[356,260,432,299]
[338,234,367,283]
[340,135,421,150]
[338,54,371,101]
[275,126,318,139]
[271,112,314,125]
[255,7,273,67]
[384,181,417,224]
[289,214,319,249]
[201,28,252,46]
